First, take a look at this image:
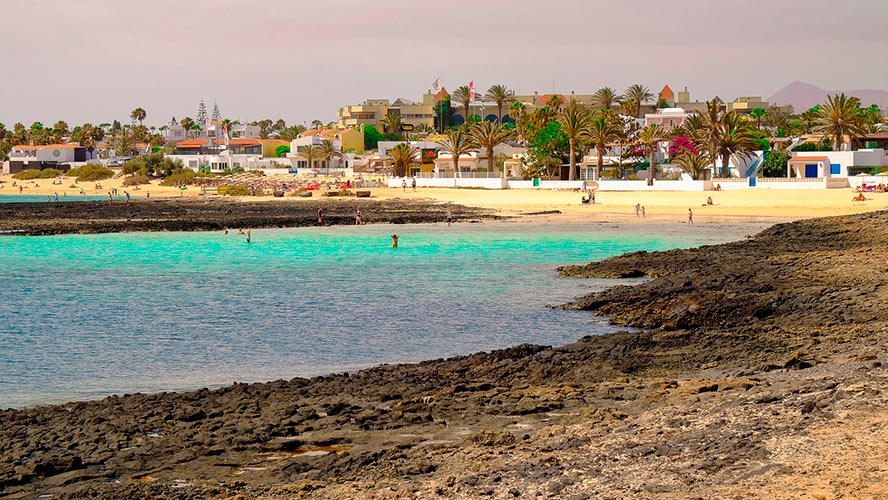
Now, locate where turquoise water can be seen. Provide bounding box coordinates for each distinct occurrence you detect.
[0,223,727,408]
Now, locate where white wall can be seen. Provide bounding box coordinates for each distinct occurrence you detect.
[791,149,886,177]
[388,176,506,189]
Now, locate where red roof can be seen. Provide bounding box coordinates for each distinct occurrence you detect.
[228,138,262,146]
[176,139,207,148]
[659,85,674,99]
[536,94,567,105]
[435,87,450,102]
[789,156,830,162]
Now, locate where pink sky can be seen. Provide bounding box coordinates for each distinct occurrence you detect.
[1,0,885,127]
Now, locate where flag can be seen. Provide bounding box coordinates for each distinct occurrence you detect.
[432,78,441,92]
[469,81,475,101]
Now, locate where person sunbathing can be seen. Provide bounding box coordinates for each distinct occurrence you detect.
[853,193,868,202]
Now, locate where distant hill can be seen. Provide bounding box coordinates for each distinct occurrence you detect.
[767,81,888,112]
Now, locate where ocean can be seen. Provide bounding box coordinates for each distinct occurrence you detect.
[0,222,739,408]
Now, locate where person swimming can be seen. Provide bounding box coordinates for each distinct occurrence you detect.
[391,234,399,248]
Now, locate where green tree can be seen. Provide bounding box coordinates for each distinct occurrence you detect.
[715,112,758,176]
[180,117,196,138]
[318,139,342,168]
[130,108,146,126]
[673,151,710,180]
[750,107,766,130]
[556,99,592,181]
[594,87,622,110]
[382,112,403,137]
[196,101,207,126]
[452,85,472,125]
[640,123,667,185]
[624,84,653,118]
[485,84,515,124]
[441,127,475,175]
[433,97,453,131]
[587,113,625,180]
[297,144,320,170]
[814,93,867,151]
[469,121,515,176]
[389,143,417,177]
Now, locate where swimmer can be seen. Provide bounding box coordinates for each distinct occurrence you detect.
[391,234,399,248]
[237,229,245,235]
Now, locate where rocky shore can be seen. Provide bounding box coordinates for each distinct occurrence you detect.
[3,212,888,499]
[0,198,495,236]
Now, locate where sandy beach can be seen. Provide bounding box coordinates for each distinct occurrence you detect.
[3,172,885,224]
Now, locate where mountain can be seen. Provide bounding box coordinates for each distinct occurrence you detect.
[767,81,888,112]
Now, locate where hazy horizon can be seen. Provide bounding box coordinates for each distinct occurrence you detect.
[2,0,886,127]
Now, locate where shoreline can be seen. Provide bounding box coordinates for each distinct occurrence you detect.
[3,212,888,498]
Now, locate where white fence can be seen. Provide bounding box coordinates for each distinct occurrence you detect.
[387,176,854,191]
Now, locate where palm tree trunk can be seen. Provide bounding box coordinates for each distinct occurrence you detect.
[721,153,730,177]
[497,104,503,124]
[648,151,655,186]
[568,138,576,181]
[597,148,604,181]
[836,132,842,152]
[487,147,494,172]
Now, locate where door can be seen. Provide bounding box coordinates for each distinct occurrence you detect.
[830,163,841,175]
[805,164,818,178]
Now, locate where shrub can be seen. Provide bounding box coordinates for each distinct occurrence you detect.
[159,169,198,186]
[13,169,43,180]
[338,188,354,197]
[217,185,251,196]
[123,174,150,186]
[67,164,114,182]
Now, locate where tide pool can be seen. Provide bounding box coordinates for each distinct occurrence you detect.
[0,222,743,408]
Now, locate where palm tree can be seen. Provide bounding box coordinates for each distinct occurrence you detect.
[452,85,472,125]
[587,113,625,181]
[640,124,667,186]
[485,84,515,124]
[130,108,146,126]
[557,99,592,181]
[750,107,766,130]
[469,121,515,176]
[814,93,867,151]
[110,125,137,157]
[382,112,403,137]
[715,112,758,176]
[311,120,323,130]
[318,139,342,169]
[624,84,653,118]
[441,127,475,176]
[697,99,724,173]
[180,117,196,138]
[298,144,320,170]
[672,114,706,145]
[674,151,711,180]
[593,87,622,111]
[389,143,417,177]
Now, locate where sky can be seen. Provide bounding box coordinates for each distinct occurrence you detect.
[1,0,886,128]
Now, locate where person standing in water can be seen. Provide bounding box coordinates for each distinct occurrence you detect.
[391,234,399,248]
[246,227,251,243]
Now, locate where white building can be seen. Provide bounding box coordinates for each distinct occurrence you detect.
[788,150,887,178]
[4,144,99,173]
[644,108,692,131]
[163,122,259,143]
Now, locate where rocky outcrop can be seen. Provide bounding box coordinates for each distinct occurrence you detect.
[0,198,496,236]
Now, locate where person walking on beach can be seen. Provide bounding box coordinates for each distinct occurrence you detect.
[317,207,324,225]
[635,203,641,217]
[125,191,130,204]
[391,234,399,248]
[591,191,596,204]
[688,208,694,224]
[641,206,646,217]
[108,192,113,205]
[402,179,407,192]
[411,177,417,192]
[356,209,362,225]
[446,210,452,227]
[582,179,587,191]
[80,187,85,195]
